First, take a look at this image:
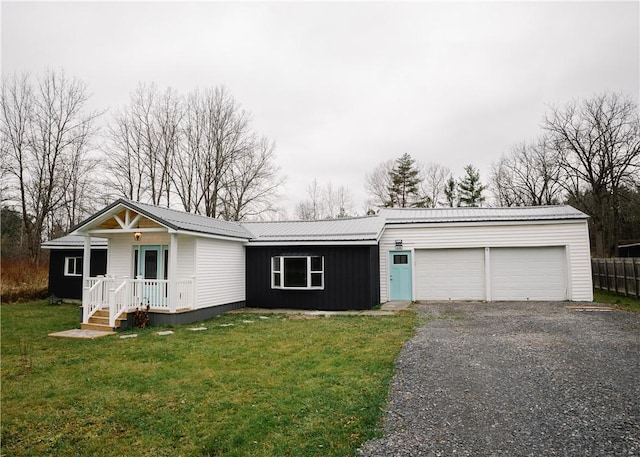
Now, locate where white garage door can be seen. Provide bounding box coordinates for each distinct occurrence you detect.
[415,248,485,300]
[490,247,567,300]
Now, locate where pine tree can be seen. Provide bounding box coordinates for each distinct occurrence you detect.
[444,176,457,207]
[387,153,422,207]
[458,165,487,207]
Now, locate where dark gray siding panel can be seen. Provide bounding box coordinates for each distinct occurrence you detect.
[121,301,246,329]
[246,245,380,311]
[48,249,107,300]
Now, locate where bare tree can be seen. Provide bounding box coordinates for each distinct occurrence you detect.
[172,91,203,212]
[334,185,354,218]
[490,136,563,207]
[106,84,283,220]
[57,134,101,229]
[323,183,354,218]
[219,137,284,221]
[1,70,100,260]
[420,162,451,208]
[105,83,181,207]
[544,92,640,256]
[295,179,355,220]
[153,86,183,207]
[189,87,252,218]
[365,159,394,208]
[105,105,146,202]
[295,179,324,220]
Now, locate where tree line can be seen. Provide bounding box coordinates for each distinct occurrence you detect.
[490,93,640,257]
[2,69,638,259]
[1,71,284,260]
[297,93,639,257]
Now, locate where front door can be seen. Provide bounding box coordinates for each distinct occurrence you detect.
[389,251,412,301]
[139,245,166,306]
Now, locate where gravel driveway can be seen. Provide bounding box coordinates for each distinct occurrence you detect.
[359,302,640,457]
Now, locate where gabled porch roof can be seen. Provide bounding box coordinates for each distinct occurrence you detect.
[70,199,253,240]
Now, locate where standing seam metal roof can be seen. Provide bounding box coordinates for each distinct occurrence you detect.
[242,216,386,242]
[72,199,253,240]
[41,235,108,248]
[65,202,588,245]
[378,205,588,224]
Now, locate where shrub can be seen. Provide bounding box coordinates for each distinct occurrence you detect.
[1,258,49,303]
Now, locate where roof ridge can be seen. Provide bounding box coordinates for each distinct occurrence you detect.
[122,198,245,227]
[380,205,570,211]
[242,215,381,224]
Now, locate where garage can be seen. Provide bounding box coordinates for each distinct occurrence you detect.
[415,248,485,300]
[378,206,593,303]
[490,247,567,301]
[413,246,567,301]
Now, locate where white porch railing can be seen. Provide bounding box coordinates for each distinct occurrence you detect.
[109,281,129,327]
[83,276,195,325]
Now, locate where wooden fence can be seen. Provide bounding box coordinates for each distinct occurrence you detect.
[591,257,640,299]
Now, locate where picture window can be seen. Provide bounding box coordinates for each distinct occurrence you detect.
[272,256,324,290]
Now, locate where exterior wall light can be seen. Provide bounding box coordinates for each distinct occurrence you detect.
[134,232,142,241]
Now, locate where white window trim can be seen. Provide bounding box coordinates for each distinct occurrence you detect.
[271,255,324,290]
[64,256,83,277]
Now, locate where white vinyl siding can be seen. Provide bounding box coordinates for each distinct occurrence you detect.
[490,247,566,301]
[415,249,485,300]
[177,236,195,278]
[194,237,245,309]
[107,233,170,278]
[380,220,592,302]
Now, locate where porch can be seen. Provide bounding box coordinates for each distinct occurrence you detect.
[82,276,195,329]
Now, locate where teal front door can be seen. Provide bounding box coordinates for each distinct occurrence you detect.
[139,245,167,306]
[389,251,412,301]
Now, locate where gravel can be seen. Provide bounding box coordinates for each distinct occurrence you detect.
[358,302,640,457]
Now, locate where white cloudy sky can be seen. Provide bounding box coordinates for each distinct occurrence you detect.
[2,1,639,216]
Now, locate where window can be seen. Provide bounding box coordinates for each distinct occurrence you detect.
[64,256,83,276]
[272,256,324,290]
[393,254,408,265]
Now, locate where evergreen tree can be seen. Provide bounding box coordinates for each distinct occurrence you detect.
[458,164,487,207]
[444,176,457,207]
[387,153,422,207]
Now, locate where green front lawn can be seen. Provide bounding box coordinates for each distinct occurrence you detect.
[593,290,640,313]
[1,301,416,457]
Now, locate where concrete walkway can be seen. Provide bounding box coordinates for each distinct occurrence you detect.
[229,301,413,316]
[48,329,114,339]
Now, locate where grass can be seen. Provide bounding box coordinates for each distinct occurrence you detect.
[593,289,640,313]
[1,258,49,303]
[1,301,417,457]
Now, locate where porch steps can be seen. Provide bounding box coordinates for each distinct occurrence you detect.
[81,309,128,332]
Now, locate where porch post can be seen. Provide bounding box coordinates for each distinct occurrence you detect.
[169,232,178,312]
[82,234,91,322]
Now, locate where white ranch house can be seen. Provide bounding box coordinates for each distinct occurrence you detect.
[65,199,593,331]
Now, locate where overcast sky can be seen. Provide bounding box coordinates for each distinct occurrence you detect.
[2,1,639,216]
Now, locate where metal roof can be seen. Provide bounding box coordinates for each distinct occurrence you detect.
[66,201,588,246]
[379,205,588,224]
[42,235,108,249]
[73,199,253,240]
[242,216,386,243]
